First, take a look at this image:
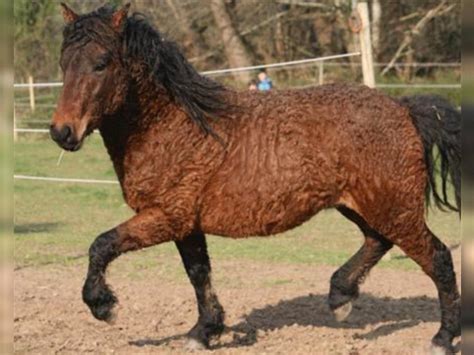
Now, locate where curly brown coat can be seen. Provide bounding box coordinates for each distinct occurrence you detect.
[51,3,460,352]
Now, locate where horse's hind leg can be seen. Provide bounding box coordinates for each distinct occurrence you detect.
[329,206,393,321]
[392,223,460,353]
[175,231,225,349]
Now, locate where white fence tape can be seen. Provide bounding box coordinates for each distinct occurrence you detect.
[376,84,461,89]
[14,128,100,133]
[201,52,361,75]
[14,53,361,89]
[14,82,64,89]
[15,128,50,133]
[14,174,119,185]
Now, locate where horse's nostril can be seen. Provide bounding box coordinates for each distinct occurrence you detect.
[61,125,72,141]
[50,124,73,143]
[50,125,60,141]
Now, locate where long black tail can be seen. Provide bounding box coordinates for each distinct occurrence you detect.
[397,95,461,213]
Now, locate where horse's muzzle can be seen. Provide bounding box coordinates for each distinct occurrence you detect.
[50,124,82,151]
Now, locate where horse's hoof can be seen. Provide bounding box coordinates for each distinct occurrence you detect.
[185,338,207,351]
[105,305,119,325]
[430,344,448,355]
[83,279,118,323]
[333,302,352,322]
[430,341,460,355]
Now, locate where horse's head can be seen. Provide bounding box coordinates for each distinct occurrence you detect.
[50,3,131,151]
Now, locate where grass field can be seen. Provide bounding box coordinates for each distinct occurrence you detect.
[14,134,460,276]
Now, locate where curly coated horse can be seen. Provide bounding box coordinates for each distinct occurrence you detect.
[50,4,461,353]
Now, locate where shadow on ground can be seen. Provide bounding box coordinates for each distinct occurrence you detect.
[14,223,59,235]
[130,293,439,350]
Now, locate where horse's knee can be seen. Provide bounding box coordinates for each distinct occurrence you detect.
[89,229,121,269]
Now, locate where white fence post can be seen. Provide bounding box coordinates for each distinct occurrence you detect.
[13,106,17,142]
[28,75,36,112]
[357,2,375,88]
[318,62,324,85]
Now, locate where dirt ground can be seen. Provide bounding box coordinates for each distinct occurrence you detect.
[14,248,461,355]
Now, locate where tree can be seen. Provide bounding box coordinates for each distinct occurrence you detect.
[371,0,381,56]
[14,0,62,81]
[210,0,253,84]
[13,0,461,84]
[380,0,458,77]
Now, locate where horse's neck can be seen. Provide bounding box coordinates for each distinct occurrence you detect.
[98,71,176,180]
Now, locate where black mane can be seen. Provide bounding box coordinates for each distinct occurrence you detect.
[62,5,230,137]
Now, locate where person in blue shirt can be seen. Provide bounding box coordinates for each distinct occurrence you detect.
[257,69,273,91]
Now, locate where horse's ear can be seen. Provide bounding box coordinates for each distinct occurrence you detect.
[111,3,131,32]
[60,3,79,24]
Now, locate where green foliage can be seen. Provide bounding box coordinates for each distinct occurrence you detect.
[14,0,62,81]
[12,1,461,82]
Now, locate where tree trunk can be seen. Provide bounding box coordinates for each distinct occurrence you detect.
[313,16,332,56]
[334,0,359,72]
[164,0,202,58]
[371,0,382,57]
[403,46,414,81]
[210,0,252,84]
[275,14,286,59]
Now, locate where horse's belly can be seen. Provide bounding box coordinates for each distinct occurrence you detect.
[199,182,334,238]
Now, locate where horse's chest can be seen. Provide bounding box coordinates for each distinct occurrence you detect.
[104,117,224,213]
[118,144,211,212]
[119,151,170,211]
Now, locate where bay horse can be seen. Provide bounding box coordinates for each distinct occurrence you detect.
[51,3,461,353]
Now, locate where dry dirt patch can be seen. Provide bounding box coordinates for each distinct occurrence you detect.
[14,248,460,354]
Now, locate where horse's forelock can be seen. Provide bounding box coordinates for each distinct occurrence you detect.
[62,6,121,53]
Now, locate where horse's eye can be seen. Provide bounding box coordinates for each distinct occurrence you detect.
[94,62,107,72]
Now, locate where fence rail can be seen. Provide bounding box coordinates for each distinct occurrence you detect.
[14,82,63,89]
[376,83,461,89]
[14,174,119,185]
[14,128,102,133]
[202,52,361,76]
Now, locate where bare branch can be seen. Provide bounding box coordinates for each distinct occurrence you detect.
[241,11,288,36]
[381,0,456,76]
[189,11,290,65]
[275,0,332,10]
[400,11,421,22]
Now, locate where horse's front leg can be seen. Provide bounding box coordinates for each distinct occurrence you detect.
[82,208,191,323]
[175,231,225,349]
